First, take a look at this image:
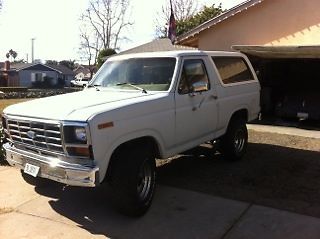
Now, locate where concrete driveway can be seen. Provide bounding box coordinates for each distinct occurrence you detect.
[1,166,320,239]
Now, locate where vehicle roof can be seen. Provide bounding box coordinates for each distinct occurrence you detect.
[108,50,245,60]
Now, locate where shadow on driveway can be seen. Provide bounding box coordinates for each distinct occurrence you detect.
[157,142,320,218]
[33,179,247,238]
[28,142,320,237]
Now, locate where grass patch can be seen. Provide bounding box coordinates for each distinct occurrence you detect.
[0,207,14,214]
[0,99,31,114]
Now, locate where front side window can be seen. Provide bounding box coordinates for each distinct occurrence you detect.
[178,59,210,94]
[212,57,254,84]
[90,57,176,91]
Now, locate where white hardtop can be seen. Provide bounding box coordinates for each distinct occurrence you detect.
[108,50,246,61]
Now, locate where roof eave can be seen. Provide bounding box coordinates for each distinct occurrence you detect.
[176,0,265,44]
[16,63,62,73]
[233,45,320,59]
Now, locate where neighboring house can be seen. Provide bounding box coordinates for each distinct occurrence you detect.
[47,64,75,87]
[117,38,195,55]
[0,62,75,87]
[73,65,97,81]
[102,38,195,60]
[0,61,19,87]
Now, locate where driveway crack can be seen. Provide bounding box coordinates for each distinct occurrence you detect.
[221,203,252,239]
[15,210,76,227]
[15,194,42,209]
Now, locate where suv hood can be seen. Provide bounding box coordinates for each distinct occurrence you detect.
[4,89,157,121]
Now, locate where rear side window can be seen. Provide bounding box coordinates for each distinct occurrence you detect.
[212,57,254,84]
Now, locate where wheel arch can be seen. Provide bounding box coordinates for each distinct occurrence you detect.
[221,108,248,136]
[229,108,248,124]
[220,108,249,161]
[104,136,161,182]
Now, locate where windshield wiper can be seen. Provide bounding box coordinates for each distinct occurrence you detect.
[116,83,147,94]
[87,84,101,91]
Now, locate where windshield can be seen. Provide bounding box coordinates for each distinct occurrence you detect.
[90,57,176,91]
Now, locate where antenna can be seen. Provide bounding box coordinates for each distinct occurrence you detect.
[31,38,36,63]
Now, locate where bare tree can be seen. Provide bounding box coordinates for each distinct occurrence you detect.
[79,28,100,78]
[170,0,198,21]
[78,24,101,78]
[155,0,199,37]
[80,0,133,51]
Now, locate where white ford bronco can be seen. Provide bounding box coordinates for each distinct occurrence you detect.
[2,50,260,216]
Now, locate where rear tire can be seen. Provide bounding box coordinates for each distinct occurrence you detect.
[221,118,248,161]
[108,146,156,217]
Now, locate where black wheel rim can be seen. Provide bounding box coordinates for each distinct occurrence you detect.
[137,159,152,201]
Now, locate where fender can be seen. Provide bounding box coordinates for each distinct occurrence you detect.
[232,104,249,120]
[98,129,166,182]
[222,105,249,134]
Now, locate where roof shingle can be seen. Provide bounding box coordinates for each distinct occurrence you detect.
[119,38,196,55]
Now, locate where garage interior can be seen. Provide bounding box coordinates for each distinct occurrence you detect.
[233,45,320,127]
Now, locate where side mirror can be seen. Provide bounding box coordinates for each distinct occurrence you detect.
[190,81,209,93]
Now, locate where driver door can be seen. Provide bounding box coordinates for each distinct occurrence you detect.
[175,57,218,145]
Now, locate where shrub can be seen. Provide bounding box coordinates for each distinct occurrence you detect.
[0,87,28,92]
[43,76,53,88]
[31,76,54,88]
[56,78,65,88]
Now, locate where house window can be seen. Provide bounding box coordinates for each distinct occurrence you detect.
[31,72,46,83]
[212,57,254,84]
[35,73,43,82]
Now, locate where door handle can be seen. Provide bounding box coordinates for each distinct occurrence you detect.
[211,95,218,100]
[192,97,205,111]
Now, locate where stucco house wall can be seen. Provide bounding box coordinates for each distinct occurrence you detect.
[179,0,320,50]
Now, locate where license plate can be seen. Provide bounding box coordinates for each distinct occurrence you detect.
[297,112,308,119]
[24,163,40,177]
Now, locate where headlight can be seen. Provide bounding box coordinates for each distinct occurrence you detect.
[62,123,92,159]
[63,124,88,144]
[75,127,87,142]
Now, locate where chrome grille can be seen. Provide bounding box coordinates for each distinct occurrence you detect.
[7,118,64,153]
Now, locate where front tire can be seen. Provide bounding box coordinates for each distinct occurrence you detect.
[108,146,156,217]
[221,118,248,161]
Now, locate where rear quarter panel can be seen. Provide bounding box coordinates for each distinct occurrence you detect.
[208,54,260,136]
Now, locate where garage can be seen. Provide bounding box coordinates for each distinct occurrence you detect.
[233,45,320,123]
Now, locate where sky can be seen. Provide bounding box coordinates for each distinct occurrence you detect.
[0,0,244,63]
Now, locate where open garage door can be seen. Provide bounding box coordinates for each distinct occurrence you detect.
[233,45,320,122]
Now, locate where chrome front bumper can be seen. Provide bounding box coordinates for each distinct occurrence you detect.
[3,143,99,187]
